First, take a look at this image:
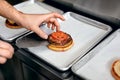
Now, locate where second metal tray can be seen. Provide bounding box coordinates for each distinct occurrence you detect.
[16,12,112,71]
[71,29,120,80]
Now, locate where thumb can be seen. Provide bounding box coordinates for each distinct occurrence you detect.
[32,26,48,39]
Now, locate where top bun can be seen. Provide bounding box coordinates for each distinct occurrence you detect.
[111,60,120,80]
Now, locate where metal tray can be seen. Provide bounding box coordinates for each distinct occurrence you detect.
[71,29,120,80]
[0,1,63,42]
[16,12,111,71]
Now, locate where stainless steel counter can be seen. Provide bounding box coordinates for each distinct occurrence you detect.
[74,0,120,20]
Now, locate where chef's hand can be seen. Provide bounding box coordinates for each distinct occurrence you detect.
[0,40,14,64]
[0,1,65,39]
[18,12,65,39]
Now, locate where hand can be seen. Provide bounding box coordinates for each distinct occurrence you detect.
[18,12,65,39]
[0,40,14,64]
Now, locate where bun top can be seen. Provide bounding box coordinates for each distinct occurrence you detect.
[8,19,15,24]
[6,19,19,26]
[113,60,120,77]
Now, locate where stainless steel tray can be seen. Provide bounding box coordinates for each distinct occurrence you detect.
[0,1,63,42]
[16,12,111,71]
[71,29,120,80]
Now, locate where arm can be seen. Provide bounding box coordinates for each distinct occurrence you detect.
[0,0,22,24]
[0,0,16,64]
[0,0,64,64]
[0,0,65,39]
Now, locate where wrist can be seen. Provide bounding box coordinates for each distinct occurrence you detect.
[13,11,25,26]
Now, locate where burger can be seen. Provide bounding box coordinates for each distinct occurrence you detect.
[5,19,22,29]
[5,11,23,29]
[47,31,73,51]
[111,60,120,80]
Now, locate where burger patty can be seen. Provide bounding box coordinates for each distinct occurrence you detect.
[48,31,72,46]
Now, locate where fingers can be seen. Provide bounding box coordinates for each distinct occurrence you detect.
[0,40,14,53]
[45,12,65,31]
[28,13,64,39]
[0,57,7,64]
[0,48,13,59]
[31,26,48,39]
[48,12,65,21]
[47,22,51,28]
[47,18,60,31]
[19,12,65,40]
[0,40,14,64]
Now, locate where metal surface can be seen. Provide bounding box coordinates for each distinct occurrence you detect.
[16,24,53,48]
[72,29,120,80]
[16,49,72,80]
[15,31,37,48]
[16,31,46,48]
[74,0,120,20]
[16,12,112,71]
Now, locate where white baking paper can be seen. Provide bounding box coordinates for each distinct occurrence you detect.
[75,30,120,80]
[27,12,110,71]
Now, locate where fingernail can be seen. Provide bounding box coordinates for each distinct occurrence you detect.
[44,35,48,39]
